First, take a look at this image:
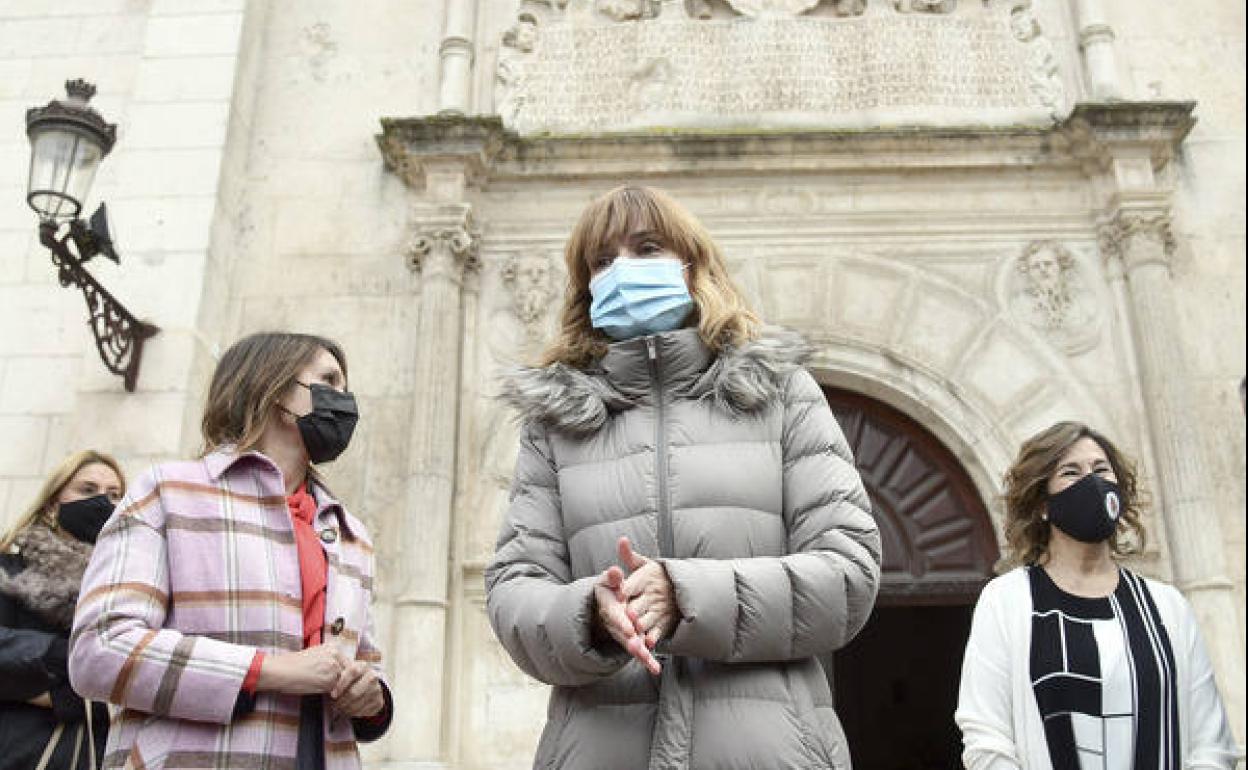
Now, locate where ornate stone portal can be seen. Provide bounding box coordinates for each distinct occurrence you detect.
[496,0,1066,134]
[375,3,1243,765]
[375,100,1248,765]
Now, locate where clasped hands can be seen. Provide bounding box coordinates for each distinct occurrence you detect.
[257,644,385,718]
[593,536,680,675]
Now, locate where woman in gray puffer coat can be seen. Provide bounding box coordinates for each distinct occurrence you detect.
[486,185,882,770]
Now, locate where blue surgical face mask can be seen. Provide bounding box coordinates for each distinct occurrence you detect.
[589,257,693,341]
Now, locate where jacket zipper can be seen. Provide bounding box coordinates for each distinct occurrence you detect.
[646,336,675,561]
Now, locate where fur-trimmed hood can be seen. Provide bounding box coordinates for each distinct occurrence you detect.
[499,326,811,437]
[0,523,93,629]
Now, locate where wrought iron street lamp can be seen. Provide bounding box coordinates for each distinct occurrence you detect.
[26,79,158,392]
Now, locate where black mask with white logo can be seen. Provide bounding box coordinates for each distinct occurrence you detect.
[57,494,115,544]
[288,382,359,464]
[1047,472,1123,543]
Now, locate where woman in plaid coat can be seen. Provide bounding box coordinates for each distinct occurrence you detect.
[70,333,392,770]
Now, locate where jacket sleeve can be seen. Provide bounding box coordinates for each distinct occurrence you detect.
[68,467,258,725]
[662,368,881,663]
[954,576,1024,770]
[0,610,65,702]
[485,423,631,687]
[352,547,393,742]
[1175,593,1240,769]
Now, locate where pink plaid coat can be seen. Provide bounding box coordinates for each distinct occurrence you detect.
[69,449,387,770]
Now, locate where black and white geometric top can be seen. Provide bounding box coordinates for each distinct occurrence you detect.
[1028,566,1180,770]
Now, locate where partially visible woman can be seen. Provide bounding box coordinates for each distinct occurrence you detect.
[70,332,390,770]
[956,421,1238,770]
[1,450,124,770]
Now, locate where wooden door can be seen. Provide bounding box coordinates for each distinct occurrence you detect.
[823,387,999,606]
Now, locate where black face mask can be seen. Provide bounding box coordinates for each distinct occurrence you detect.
[1047,472,1123,544]
[57,494,115,544]
[287,382,359,464]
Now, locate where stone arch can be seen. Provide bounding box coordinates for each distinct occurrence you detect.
[803,287,1117,555]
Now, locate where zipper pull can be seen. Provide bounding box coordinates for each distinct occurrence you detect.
[645,337,657,361]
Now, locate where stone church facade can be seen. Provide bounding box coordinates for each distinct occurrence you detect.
[0,1,1242,767]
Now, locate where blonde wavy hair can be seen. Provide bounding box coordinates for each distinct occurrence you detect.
[0,450,125,552]
[1000,421,1147,570]
[540,185,761,368]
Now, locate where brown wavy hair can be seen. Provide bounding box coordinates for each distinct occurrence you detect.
[200,332,347,455]
[1000,421,1147,569]
[539,185,761,368]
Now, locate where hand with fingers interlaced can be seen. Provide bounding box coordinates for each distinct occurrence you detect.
[616,537,680,653]
[593,560,664,675]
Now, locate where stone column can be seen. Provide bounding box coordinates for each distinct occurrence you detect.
[1099,209,1246,745]
[388,202,480,765]
[437,0,477,115]
[1072,0,1123,99]
[375,115,506,767]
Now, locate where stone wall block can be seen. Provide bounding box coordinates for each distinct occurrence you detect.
[133,55,240,103]
[0,230,34,284]
[116,148,227,198]
[0,356,80,414]
[150,0,246,16]
[122,102,231,150]
[107,197,216,253]
[961,328,1047,416]
[760,258,824,327]
[898,288,984,373]
[0,415,49,476]
[0,59,33,98]
[142,14,244,58]
[0,1,138,18]
[69,391,188,457]
[0,288,87,356]
[73,13,148,56]
[0,17,84,57]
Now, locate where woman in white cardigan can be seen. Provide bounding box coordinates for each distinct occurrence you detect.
[956,421,1239,770]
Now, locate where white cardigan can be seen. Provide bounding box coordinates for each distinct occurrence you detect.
[955,567,1240,770]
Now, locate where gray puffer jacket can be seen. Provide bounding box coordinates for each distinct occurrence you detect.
[486,327,881,770]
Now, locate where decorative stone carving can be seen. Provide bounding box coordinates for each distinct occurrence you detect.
[1009,2,1065,118]
[686,0,713,20]
[894,0,955,13]
[724,0,820,18]
[493,1,1063,134]
[596,0,657,21]
[829,0,866,15]
[1097,212,1175,273]
[1008,240,1100,355]
[501,251,563,341]
[496,14,539,126]
[407,218,482,275]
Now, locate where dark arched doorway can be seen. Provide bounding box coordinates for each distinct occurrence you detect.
[822,387,999,770]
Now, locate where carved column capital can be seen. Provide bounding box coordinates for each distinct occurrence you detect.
[406,208,482,275]
[1097,210,1175,273]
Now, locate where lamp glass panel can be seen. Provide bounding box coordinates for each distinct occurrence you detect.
[27,127,103,219]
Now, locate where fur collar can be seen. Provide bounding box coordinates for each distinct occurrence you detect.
[499,326,810,437]
[0,523,93,629]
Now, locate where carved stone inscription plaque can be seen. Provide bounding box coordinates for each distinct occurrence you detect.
[498,7,1061,134]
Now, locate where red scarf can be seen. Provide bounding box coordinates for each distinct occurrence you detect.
[287,482,327,648]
